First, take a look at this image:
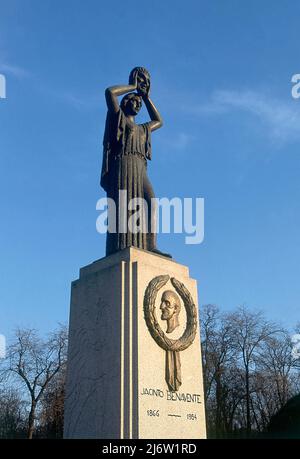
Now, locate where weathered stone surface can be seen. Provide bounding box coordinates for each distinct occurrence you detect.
[64,247,206,439]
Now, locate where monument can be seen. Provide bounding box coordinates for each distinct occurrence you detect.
[64,67,207,439]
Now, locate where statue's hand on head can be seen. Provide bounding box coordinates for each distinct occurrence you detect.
[129,66,151,98]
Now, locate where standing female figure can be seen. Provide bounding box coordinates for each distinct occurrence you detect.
[101,67,168,257]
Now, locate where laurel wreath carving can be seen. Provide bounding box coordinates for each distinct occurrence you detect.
[143,275,198,352]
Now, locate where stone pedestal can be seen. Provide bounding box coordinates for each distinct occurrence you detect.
[64,248,207,439]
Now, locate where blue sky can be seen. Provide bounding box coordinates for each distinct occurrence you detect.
[1,0,300,341]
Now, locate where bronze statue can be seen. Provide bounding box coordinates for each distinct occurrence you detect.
[101,67,170,257]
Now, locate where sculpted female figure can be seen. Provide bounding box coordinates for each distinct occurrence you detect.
[101,67,169,257]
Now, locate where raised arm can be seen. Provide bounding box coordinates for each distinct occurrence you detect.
[142,94,163,132]
[105,81,137,114]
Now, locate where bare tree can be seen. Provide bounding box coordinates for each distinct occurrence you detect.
[224,307,281,434]
[201,304,297,437]
[201,304,238,436]
[2,325,67,439]
[0,386,27,438]
[256,333,296,408]
[38,366,66,438]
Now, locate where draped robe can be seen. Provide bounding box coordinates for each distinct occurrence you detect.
[101,109,153,255]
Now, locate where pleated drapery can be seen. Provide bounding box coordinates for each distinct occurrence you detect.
[102,109,152,256]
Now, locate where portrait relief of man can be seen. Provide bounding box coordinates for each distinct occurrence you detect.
[160,290,181,334]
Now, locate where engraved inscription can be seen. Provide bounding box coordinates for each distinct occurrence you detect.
[140,387,202,404]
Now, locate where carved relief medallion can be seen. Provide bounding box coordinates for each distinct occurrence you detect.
[143,275,198,391]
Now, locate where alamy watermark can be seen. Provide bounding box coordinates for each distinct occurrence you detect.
[0,73,6,99]
[96,191,204,245]
[0,334,6,359]
[291,334,300,359]
[291,74,300,99]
